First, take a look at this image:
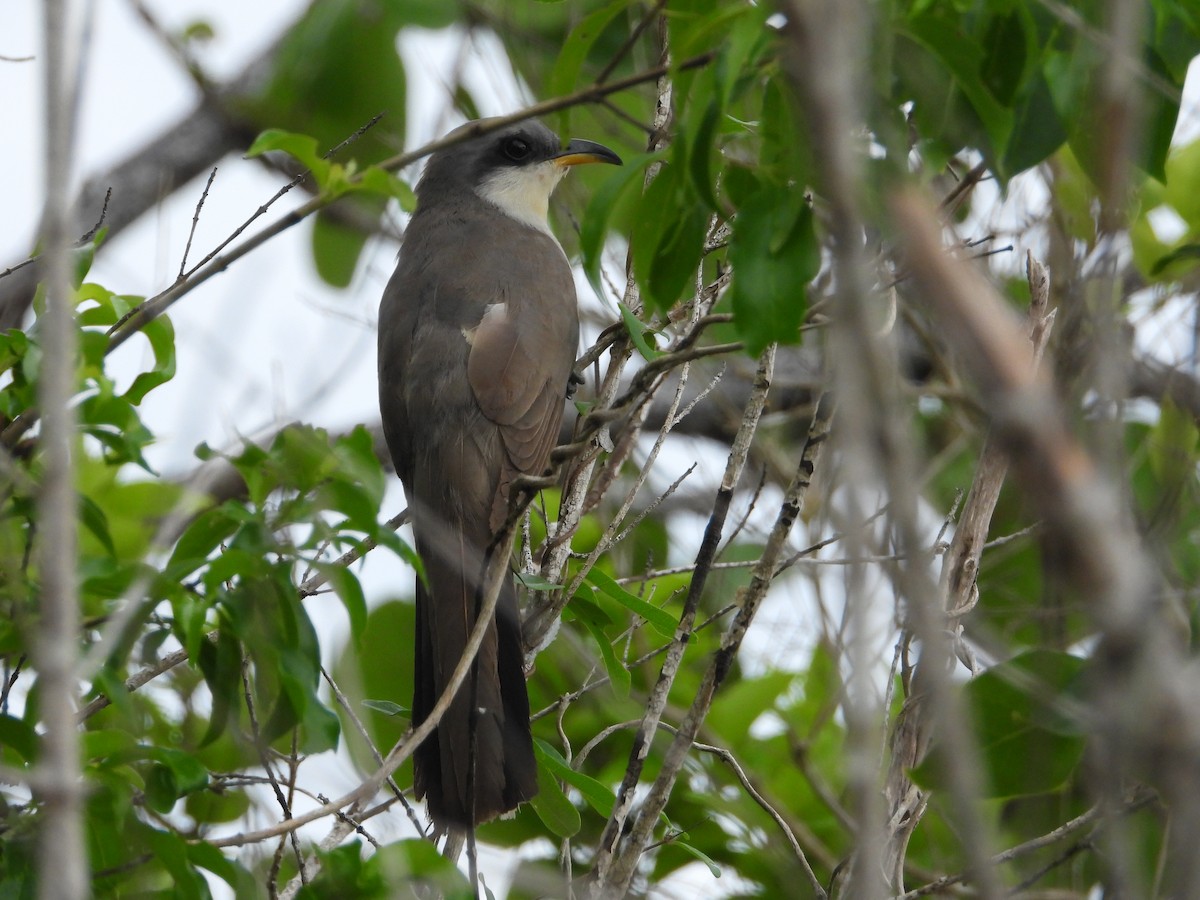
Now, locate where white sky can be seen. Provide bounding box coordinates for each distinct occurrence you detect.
[3,1,1200,896]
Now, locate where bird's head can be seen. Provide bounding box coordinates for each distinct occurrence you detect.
[417,118,622,235]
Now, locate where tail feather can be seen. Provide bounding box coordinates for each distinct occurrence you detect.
[411,507,537,829]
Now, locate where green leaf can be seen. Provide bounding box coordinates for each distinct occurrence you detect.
[903,12,1014,162]
[684,98,722,213]
[392,0,463,29]
[297,840,470,900]
[363,840,473,899]
[547,0,631,114]
[0,619,22,656]
[584,567,676,637]
[979,9,1031,107]
[274,423,337,492]
[320,480,380,538]
[172,590,210,666]
[143,828,209,899]
[674,838,722,878]
[124,314,176,404]
[567,584,617,628]
[534,739,616,817]
[361,699,408,717]
[79,391,157,472]
[332,602,414,772]
[631,164,709,313]
[313,563,367,642]
[713,1,772,108]
[299,696,342,754]
[1149,243,1200,277]
[204,546,264,590]
[90,667,139,723]
[182,20,215,42]
[618,301,664,362]
[144,766,184,814]
[1139,45,1186,183]
[167,505,240,579]
[312,208,368,288]
[729,187,818,356]
[515,572,563,592]
[0,714,38,763]
[334,425,388,507]
[451,83,481,122]
[357,166,416,211]
[297,842,372,899]
[256,1,407,172]
[1149,396,1200,489]
[246,129,332,187]
[674,51,728,212]
[142,747,210,813]
[186,789,252,825]
[917,650,1087,798]
[197,628,242,747]
[669,0,752,60]
[529,757,582,838]
[83,728,138,762]
[581,617,630,697]
[187,840,258,896]
[707,670,795,742]
[580,153,662,295]
[76,281,118,327]
[1001,71,1068,176]
[79,494,116,558]
[755,76,812,189]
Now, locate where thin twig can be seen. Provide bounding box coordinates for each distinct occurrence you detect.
[319,666,426,837]
[179,167,218,279]
[589,347,780,895]
[241,660,304,893]
[601,389,833,899]
[0,187,110,282]
[695,740,817,889]
[595,0,668,84]
[298,509,410,597]
[896,789,1157,898]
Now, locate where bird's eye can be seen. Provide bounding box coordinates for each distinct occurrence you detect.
[501,137,532,162]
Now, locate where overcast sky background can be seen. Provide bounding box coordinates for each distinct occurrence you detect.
[3,1,1200,895]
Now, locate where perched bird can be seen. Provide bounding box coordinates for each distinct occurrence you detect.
[377,118,621,829]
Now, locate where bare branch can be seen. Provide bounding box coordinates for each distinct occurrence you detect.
[178,167,218,279]
[600,389,834,898]
[34,2,87,896]
[882,252,1057,884]
[893,188,1200,897]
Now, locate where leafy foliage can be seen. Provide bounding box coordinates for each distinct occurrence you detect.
[4,0,1200,896]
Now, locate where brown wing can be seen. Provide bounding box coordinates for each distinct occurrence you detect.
[468,271,576,532]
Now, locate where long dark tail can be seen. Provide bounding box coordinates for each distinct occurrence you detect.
[410,518,538,829]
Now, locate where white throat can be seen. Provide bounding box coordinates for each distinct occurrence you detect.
[475,161,567,238]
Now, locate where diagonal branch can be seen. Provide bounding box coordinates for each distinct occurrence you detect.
[598,389,834,899]
[587,346,782,896]
[893,188,1200,897]
[881,252,1056,887]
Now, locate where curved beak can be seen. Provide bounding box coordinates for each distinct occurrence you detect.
[552,138,623,168]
